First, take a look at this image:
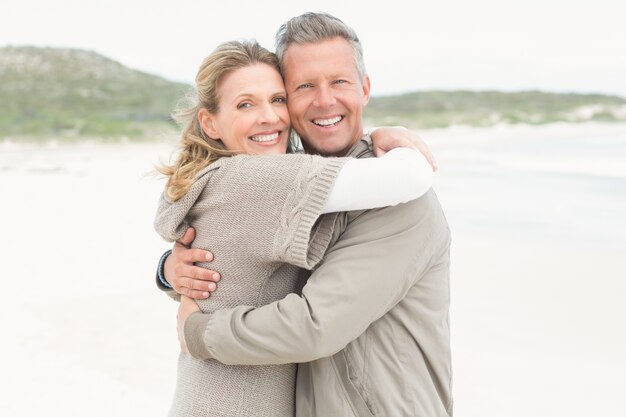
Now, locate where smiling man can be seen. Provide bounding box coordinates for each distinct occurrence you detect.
[159,12,452,417]
[281,36,370,156]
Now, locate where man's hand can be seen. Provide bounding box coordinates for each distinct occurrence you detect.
[370,126,438,171]
[177,295,200,353]
[164,227,221,299]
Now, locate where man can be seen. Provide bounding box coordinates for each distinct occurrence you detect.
[158,12,452,417]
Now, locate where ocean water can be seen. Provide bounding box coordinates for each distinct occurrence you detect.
[430,123,626,246]
[426,123,626,417]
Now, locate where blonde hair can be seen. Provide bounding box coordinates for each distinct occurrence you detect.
[159,40,281,201]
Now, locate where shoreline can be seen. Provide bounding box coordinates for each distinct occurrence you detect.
[1,121,625,149]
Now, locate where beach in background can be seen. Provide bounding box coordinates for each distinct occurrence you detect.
[1,123,624,416]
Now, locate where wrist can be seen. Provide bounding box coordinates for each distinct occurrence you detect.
[156,249,173,289]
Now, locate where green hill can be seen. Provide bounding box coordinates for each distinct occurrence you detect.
[0,46,189,138]
[364,90,626,128]
[1,46,625,140]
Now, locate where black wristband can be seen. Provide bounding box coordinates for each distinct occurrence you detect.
[156,249,173,289]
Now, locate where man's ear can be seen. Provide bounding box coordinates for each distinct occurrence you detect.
[361,74,371,106]
[198,108,220,139]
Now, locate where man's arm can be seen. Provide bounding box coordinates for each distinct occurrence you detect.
[156,227,221,300]
[183,191,450,364]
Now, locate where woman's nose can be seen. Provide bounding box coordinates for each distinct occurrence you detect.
[258,103,281,124]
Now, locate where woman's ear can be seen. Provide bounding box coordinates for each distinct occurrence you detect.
[198,108,220,139]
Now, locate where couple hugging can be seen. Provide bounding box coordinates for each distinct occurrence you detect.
[154,11,452,417]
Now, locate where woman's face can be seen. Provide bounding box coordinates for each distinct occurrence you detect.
[200,63,290,155]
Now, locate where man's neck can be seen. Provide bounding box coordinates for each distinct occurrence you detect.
[302,134,372,159]
[302,134,366,158]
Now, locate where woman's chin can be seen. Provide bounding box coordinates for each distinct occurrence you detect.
[248,139,288,155]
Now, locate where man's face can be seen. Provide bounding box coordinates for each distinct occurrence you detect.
[282,37,371,156]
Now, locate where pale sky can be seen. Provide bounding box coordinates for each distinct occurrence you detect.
[3,0,626,97]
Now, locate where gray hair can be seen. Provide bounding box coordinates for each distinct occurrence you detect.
[275,12,366,81]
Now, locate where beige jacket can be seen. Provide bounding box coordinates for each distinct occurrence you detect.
[186,139,453,417]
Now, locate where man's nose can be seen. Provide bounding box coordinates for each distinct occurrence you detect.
[313,85,336,108]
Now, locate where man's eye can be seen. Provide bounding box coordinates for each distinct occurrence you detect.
[334,79,347,85]
[297,83,313,90]
[237,102,252,109]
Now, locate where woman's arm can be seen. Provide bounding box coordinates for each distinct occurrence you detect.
[157,148,432,298]
[322,147,432,213]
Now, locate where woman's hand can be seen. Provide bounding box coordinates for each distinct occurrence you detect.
[369,126,438,171]
[177,295,200,353]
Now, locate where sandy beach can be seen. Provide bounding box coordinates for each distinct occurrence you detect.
[1,123,625,416]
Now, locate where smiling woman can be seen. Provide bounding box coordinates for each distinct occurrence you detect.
[197,63,291,154]
[154,39,433,417]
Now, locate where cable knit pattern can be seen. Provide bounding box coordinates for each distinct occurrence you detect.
[154,153,346,417]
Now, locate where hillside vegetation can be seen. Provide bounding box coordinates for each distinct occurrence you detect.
[363,90,626,128]
[0,46,188,138]
[1,46,625,139]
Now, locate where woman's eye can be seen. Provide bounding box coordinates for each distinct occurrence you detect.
[237,102,252,109]
[273,96,287,103]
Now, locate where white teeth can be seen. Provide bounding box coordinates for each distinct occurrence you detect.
[250,132,279,142]
[313,116,342,126]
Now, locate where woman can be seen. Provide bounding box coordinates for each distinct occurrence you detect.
[155,40,432,417]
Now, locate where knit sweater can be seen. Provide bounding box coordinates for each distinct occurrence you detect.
[154,153,346,417]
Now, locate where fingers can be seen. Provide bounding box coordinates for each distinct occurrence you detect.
[192,266,221,282]
[372,146,386,157]
[178,247,214,263]
[169,259,221,299]
[407,133,438,172]
[167,227,220,300]
[174,282,215,300]
[186,289,212,299]
[174,272,220,299]
[182,276,218,292]
[178,227,196,247]
[176,265,220,282]
[421,148,438,172]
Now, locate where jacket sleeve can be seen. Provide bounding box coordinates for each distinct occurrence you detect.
[184,190,451,364]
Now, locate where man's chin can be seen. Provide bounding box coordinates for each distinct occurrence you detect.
[304,141,350,157]
[300,127,359,156]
